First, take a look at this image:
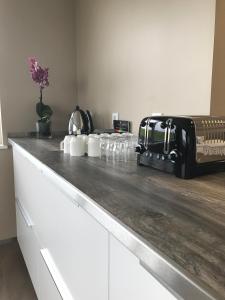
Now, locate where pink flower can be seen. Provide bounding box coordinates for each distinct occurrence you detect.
[28,57,49,89]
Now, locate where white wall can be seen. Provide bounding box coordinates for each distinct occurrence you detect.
[0,0,77,239]
[76,0,216,132]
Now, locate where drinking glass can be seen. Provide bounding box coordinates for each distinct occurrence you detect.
[100,134,110,159]
[112,141,121,162]
[106,138,115,161]
[126,135,138,161]
[120,140,127,162]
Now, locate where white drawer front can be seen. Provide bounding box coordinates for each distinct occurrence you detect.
[16,200,38,294]
[16,200,63,300]
[33,171,108,300]
[109,235,177,300]
[38,249,63,300]
[13,148,41,221]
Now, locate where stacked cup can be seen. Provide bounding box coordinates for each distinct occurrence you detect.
[60,134,101,157]
[60,133,138,161]
[88,134,100,157]
[101,133,138,163]
[60,135,87,157]
[70,136,86,156]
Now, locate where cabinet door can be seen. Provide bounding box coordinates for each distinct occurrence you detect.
[13,148,40,217]
[16,198,64,300]
[16,200,38,295]
[38,249,63,300]
[109,235,177,300]
[33,170,109,300]
[13,147,108,300]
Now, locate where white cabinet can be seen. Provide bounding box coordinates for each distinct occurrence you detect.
[13,145,178,300]
[16,198,62,300]
[16,199,38,293]
[32,170,109,300]
[109,235,177,300]
[38,249,64,300]
[13,147,40,218]
[13,147,108,300]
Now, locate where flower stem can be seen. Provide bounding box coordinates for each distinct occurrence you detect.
[40,87,43,104]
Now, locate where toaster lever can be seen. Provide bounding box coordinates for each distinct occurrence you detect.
[164,119,172,154]
[144,118,151,149]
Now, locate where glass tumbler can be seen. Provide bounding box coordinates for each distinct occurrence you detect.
[120,140,127,162]
[126,135,138,161]
[112,141,121,162]
[106,137,115,161]
[99,134,110,159]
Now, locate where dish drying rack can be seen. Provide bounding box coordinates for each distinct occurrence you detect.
[194,117,225,162]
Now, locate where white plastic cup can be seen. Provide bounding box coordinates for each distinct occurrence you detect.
[80,134,88,154]
[70,136,85,156]
[88,135,100,157]
[60,135,73,154]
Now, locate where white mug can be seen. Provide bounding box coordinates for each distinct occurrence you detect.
[70,136,85,156]
[88,135,100,157]
[80,134,88,154]
[60,135,72,154]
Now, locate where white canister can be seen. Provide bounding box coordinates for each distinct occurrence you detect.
[88,135,100,157]
[60,135,73,154]
[80,134,88,154]
[70,136,85,156]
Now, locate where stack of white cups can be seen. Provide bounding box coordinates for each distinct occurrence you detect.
[60,134,100,157]
[87,134,100,157]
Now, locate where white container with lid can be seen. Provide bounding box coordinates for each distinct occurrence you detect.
[88,135,100,157]
[70,136,85,156]
[60,135,73,154]
[80,134,89,154]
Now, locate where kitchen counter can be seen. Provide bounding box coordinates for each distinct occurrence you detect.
[9,137,225,300]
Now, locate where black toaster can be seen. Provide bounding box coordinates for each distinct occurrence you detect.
[136,116,225,179]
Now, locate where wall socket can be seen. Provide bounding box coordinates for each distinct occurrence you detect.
[112,112,119,126]
[151,112,164,116]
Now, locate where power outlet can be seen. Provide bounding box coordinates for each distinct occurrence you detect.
[112,112,119,126]
[151,112,164,116]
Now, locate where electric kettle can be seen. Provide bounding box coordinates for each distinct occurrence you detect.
[68,106,94,135]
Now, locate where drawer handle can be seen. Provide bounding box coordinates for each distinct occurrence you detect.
[40,249,74,300]
[16,198,33,227]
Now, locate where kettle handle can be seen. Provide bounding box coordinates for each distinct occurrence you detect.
[80,109,89,134]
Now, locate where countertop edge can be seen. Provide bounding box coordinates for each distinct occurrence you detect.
[8,138,222,300]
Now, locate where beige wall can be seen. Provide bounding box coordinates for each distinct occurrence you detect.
[0,0,218,240]
[211,0,225,115]
[0,0,77,134]
[76,0,216,133]
[0,0,77,239]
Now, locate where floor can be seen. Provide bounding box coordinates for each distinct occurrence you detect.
[0,239,37,300]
